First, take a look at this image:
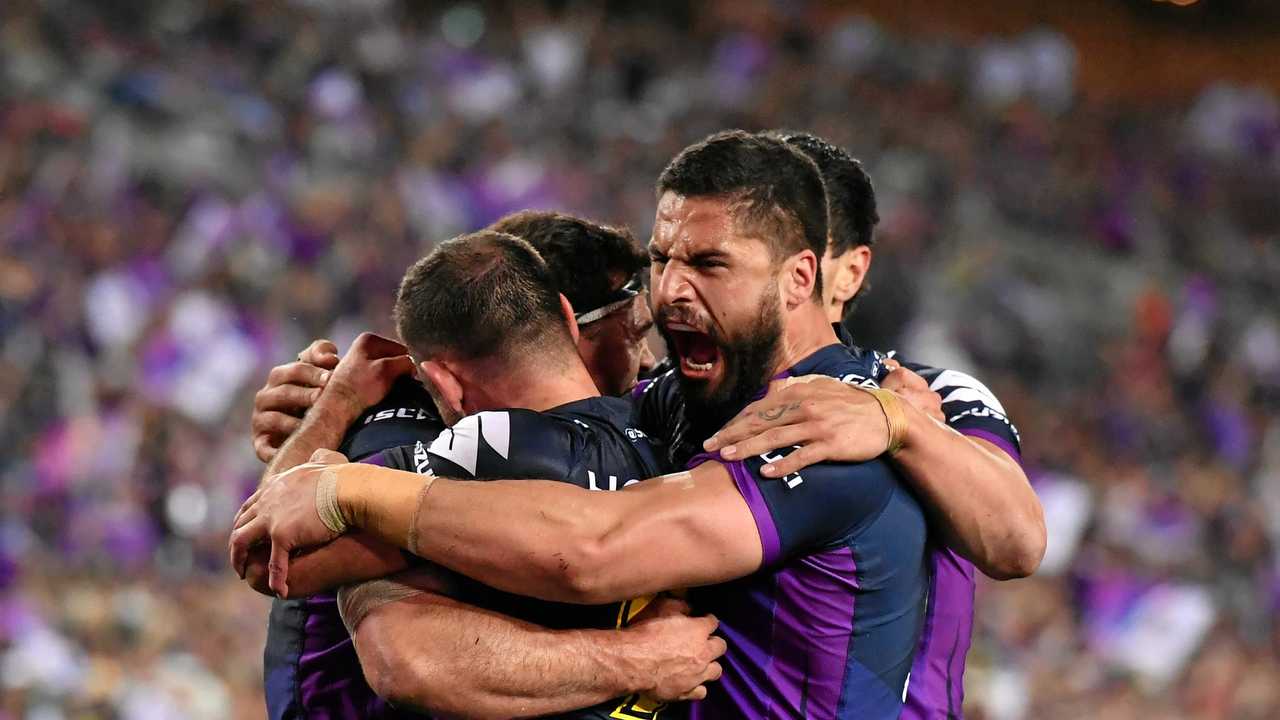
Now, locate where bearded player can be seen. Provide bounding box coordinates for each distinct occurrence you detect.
[235,131,932,718]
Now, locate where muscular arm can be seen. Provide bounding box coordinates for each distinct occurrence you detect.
[890,408,1044,579]
[345,576,706,720]
[707,374,1046,580]
[333,462,763,605]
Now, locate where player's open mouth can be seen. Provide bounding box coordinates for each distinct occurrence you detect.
[665,323,721,380]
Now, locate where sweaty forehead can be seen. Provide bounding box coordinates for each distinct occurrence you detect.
[652,192,758,256]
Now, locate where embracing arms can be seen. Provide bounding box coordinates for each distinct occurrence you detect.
[232,457,763,603]
[704,368,1046,579]
[339,569,722,719]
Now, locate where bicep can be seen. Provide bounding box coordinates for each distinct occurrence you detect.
[591,463,764,594]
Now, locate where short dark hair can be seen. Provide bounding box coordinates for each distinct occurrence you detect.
[488,210,648,314]
[394,230,573,366]
[656,130,828,298]
[772,131,879,256]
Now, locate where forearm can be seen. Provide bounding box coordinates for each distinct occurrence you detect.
[892,407,1045,579]
[245,533,409,598]
[262,392,363,480]
[332,463,758,604]
[352,591,650,719]
[333,465,621,602]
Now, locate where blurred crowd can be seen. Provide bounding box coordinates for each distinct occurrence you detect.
[2,1,1278,718]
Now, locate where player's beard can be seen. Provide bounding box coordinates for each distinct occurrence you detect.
[665,289,783,443]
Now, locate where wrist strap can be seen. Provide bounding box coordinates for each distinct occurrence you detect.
[860,386,909,455]
[316,467,350,535]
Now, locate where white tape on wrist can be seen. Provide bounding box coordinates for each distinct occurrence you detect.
[316,467,350,535]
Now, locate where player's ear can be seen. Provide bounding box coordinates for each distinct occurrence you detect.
[419,360,465,425]
[782,249,820,309]
[832,246,871,304]
[559,293,581,345]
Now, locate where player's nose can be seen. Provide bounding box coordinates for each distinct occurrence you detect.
[652,262,695,309]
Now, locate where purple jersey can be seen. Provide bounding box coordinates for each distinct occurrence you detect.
[889,360,1022,720]
[642,344,930,719]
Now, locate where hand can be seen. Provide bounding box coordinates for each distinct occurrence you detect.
[251,339,340,463]
[229,449,350,597]
[625,597,725,702]
[322,333,416,417]
[880,358,944,423]
[242,545,273,596]
[702,374,898,477]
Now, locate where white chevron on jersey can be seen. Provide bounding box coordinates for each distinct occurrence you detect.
[929,369,1007,415]
[426,411,511,476]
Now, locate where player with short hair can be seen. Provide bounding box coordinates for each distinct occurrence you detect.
[234,131,933,718]
[696,130,1042,718]
[490,210,657,398]
[253,229,724,719]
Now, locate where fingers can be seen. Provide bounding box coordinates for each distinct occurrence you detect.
[309,448,348,465]
[882,357,902,372]
[255,384,323,417]
[374,354,416,382]
[719,424,812,461]
[229,516,266,578]
[268,540,291,598]
[253,433,282,464]
[699,613,719,635]
[647,596,693,618]
[704,400,806,452]
[298,339,340,368]
[759,443,830,478]
[235,485,263,524]
[350,332,409,360]
[708,636,727,661]
[679,685,708,702]
[264,362,331,397]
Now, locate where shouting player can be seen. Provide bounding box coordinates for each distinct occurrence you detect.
[234,131,932,718]
[702,131,1044,718]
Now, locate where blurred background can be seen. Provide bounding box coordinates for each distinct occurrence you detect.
[2,0,1279,717]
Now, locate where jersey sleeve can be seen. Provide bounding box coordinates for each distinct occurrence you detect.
[907,365,1022,461]
[689,449,899,567]
[339,376,445,462]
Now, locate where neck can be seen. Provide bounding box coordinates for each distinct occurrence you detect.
[772,301,840,376]
[465,355,600,413]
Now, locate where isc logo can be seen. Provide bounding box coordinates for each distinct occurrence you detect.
[758,448,803,488]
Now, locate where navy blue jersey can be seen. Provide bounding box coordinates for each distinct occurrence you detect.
[364,397,673,720]
[270,393,673,720]
[264,377,444,720]
[653,344,930,719]
[833,323,1024,719]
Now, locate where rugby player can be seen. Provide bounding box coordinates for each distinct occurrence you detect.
[234,131,933,717]
[251,212,661,719]
[248,138,1041,716]
[248,230,725,718]
[698,131,1044,718]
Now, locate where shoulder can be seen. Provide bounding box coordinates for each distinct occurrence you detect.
[891,357,1022,455]
[340,377,443,460]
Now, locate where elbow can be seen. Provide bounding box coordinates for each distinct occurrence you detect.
[983,504,1047,580]
[554,537,619,605]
